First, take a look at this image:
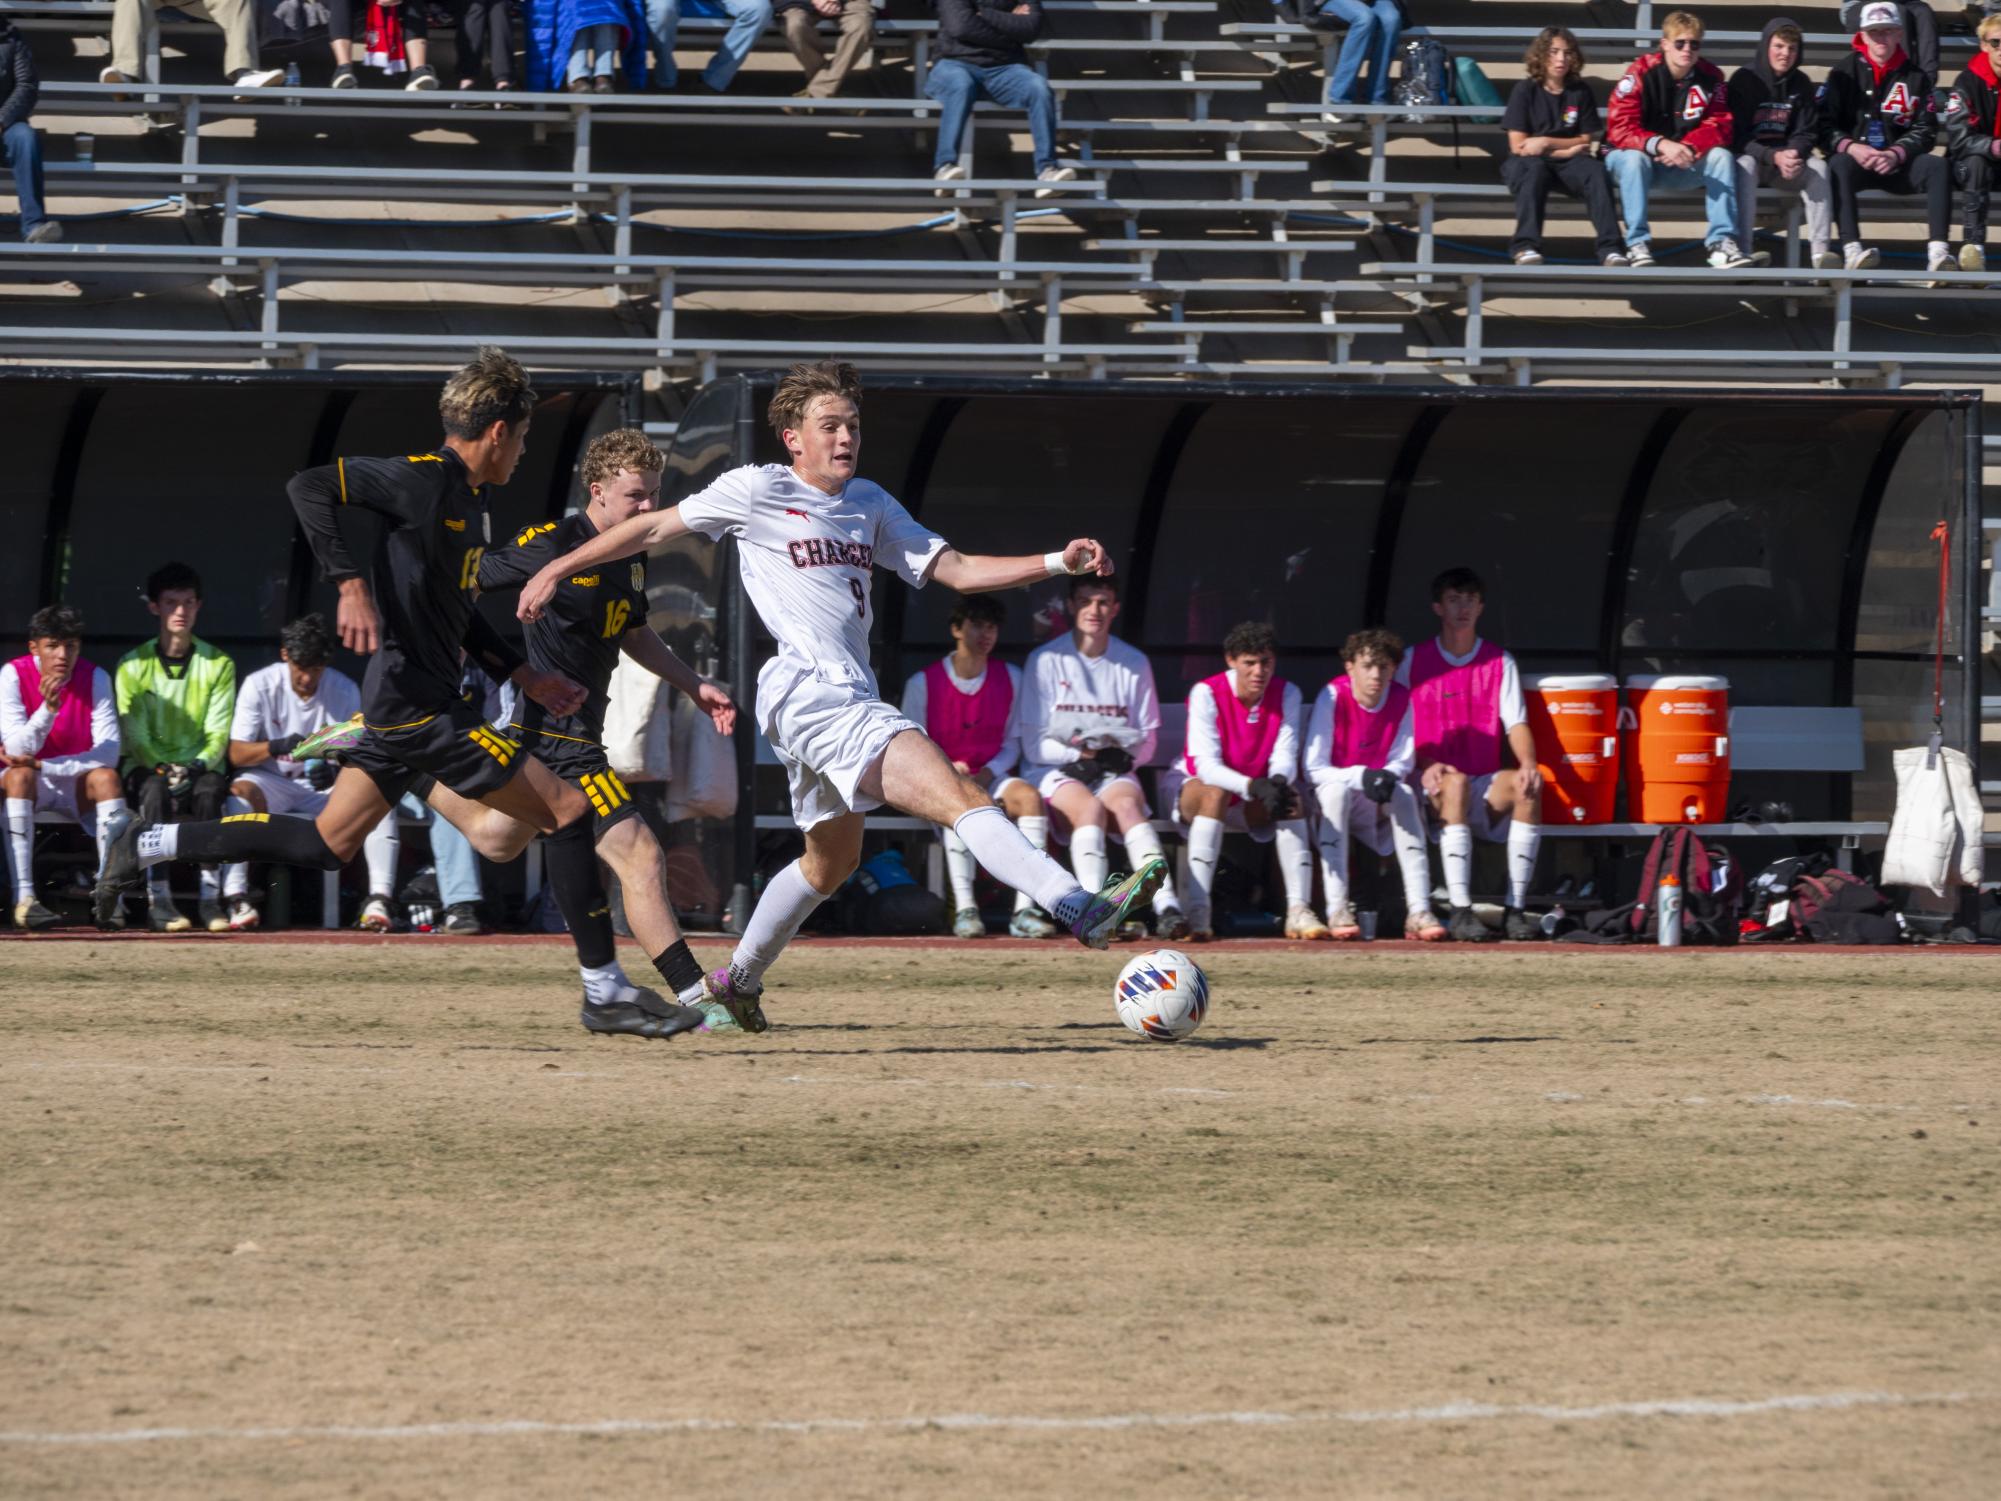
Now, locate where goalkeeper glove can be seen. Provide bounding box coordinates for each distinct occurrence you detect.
[1063,759,1109,790]
[1361,769,1399,805]
[1247,776,1289,817]
[266,732,305,760]
[304,758,337,790]
[1093,745,1135,776]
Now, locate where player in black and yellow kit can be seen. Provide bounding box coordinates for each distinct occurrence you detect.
[475,428,739,1027]
[96,350,736,1037]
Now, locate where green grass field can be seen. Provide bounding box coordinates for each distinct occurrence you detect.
[1,938,1996,1498]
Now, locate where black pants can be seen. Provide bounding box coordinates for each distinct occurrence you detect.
[1828,151,1950,244]
[1953,152,1992,243]
[1500,154,1623,259]
[127,767,228,871]
[455,0,513,85]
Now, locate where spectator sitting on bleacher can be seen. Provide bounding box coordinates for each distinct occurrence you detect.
[3,606,123,932]
[1603,11,1755,269]
[224,613,402,934]
[1157,621,1323,945]
[1,17,59,245]
[1727,18,1834,270]
[1021,574,1185,941]
[1937,12,2001,273]
[326,0,441,89]
[775,0,874,101]
[642,0,768,93]
[898,592,1061,940]
[1305,0,1403,120]
[102,0,284,90]
[1819,2,1951,274]
[115,562,238,933]
[453,0,518,93]
[928,0,1077,196]
[1499,27,1627,267]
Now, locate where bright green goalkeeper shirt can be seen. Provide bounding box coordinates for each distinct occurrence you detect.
[114,637,236,773]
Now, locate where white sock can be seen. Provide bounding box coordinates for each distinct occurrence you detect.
[223,865,249,899]
[362,808,400,895]
[952,804,1084,918]
[941,827,978,911]
[1121,820,1176,912]
[1441,824,1473,909]
[137,823,179,867]
[1389,790,1433,919]
[1930,238,1949,261]
[1185,813,1224,924]
[215,796,249,898]
[1311,787,1349,917]
[1275,818,1313,910]
[729,858,832,990]
[1013,814,1048,912]
[1507,820,1541,910]
[5,798,33,903]
[580,960,630,1004]
[199,866,221,901]
[1070,824,1108,895]
[94,796,126,876]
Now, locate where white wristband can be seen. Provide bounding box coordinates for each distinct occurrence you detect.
[1044,550,1071,577]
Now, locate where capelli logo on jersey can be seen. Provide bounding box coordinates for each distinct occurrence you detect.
[570,574,600,587]
[788,537,874,570]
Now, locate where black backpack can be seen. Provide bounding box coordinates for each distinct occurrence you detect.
[1743,854,1900,944]
[1395,37,1455,121]
[1557,828,1740,945]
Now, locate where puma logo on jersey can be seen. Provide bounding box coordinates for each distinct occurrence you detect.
[1682,83,1708,122]
[788,537,874,570]
[784,507,811,520]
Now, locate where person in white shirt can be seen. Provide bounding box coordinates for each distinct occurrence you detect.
[224,614,402,933]
[515,361,1166,1033]
[1397,566,1543,942]
[899,592,1060,940]
[2,604,124,930]
[1303,628,1443,943]
[1020,574,1186,940]
[1156,621,1322,942]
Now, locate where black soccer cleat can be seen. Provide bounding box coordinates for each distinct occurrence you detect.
[1502,907,1542,942]
[92,809,144,928]
[581,988,708,1040]
[1447,905,1498,943]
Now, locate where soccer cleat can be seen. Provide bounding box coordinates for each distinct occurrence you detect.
[1959,242,1987,274]
[149,894,193,933]
[1706,237,1754,270]
[357,893,396,932]
[582,990,707,1040]
[1285,904,1333,941]
[1008,906,1061,939]
[1502,907,1542,942]
[1405,910,1448,942]
[93,808,142,926]
[227,896,261,931]
[1843,242,1879,271]
[1326,903,1363,942]
[1115,919,1149,943]
[13,897,61,931]
[1156,906,1192,942]
[1511,248,1543,266]
[1068,857,1169,951]
[1188,920,1216,943]
[1625,241,1655,268]
[292,713,368,761]
[440,902,483,935]
[952,906,986,940]
[1446,905,1496,944]
[699,965,769,1034]
[199,897,230,933]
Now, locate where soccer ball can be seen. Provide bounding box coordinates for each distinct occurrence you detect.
[1113,948,1210,1042]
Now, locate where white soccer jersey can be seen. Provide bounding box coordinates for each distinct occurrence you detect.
[230,661,362,785]
[678,464,949,698]
[1303,684,1416,789]
[0,663,118,778]
[1021,632,1160,782]
[899,659,1026,782]
[1184,671,1302,797]
[1394,638,1527,731]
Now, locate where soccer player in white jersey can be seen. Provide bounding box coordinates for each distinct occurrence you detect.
[1020,573,1187,940]
[1397,566,1543,943]
[1156,620,1323,942]
[1304,628,1444,943]
[899,592,1061,940]
[515,361,1166,1031]
[2,605,124,931]
[223,613,402,933]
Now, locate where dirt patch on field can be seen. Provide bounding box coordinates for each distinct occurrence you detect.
[1,942,1996,1498]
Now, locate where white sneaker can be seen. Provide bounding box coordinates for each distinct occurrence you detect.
[199,898,230,933]
[1959,242,1987,274]
[1511,248,1543,265]
[933,162,966,183]
[1707,236,1754,269]
[1843,242,1880,271]
[25,220,62,244]
[1600,249,1630,268]
[357,894,396,932]
[1926,244,1954,279]
[1811,247,1841,271]
[227,896,261,931]
[99,66,133,86]
[230,67,285,88]
[1625,241,1655,268]
[1034,163,1078,199]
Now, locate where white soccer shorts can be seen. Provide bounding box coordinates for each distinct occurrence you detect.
[760,660,920,830]
[1155,764,1277,845]
[1426,769,1515,842]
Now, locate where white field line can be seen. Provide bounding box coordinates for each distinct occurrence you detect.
[779,1074,1233,1098]
[0,1391,1980,1448]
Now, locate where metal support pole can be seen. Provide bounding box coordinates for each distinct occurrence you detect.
[1465,274,1483,365]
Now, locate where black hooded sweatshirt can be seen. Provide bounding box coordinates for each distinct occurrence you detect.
[1727,17,1818,160]
[0,18,39,139]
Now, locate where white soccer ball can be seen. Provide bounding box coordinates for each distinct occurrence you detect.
[1113,948,1211,1042]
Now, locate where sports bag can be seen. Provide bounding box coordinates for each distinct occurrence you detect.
[1452,56,1504,124]
[1742,855,1901,944]
[1554,827,1739,944]
[1395,37,1453,121]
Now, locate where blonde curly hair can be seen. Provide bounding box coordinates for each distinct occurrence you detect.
[581,428,664,488]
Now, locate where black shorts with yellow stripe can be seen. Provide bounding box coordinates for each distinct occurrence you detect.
[345,698,527,804]
[507,722,641,833]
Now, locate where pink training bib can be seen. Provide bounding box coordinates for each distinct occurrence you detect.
[1324,675,1409,770]
[1406,639,1505,777]
[1186,670,1287,779]
[924,658,1012,769]
[7,654,99,759]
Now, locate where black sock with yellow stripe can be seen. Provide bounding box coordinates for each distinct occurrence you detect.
[169,812,342,871]
[544,818,617,970]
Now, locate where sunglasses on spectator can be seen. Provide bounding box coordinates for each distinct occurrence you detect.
[1665,38,1702,50]
[1984,36,2001,47]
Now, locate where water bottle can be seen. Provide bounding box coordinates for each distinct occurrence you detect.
[284,60,301,105]
[1656,872,1683,948]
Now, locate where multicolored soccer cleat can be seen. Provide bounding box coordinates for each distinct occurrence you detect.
[1070,857,1168,951]
[291,713,368,762]
[698,966,768,1034]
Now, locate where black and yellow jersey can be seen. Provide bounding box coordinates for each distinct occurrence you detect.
[288,446,522,730]
[476,510,646,746]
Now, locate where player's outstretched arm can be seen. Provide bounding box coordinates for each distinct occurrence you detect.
[620,628,737,737]
[930,537,1111,594]
[517,507,692,622]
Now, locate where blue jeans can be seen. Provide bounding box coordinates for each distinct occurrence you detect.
[565,23,622,82]
[4,122,48,239]
[925,59,1059,174]
[645,0,772,90]
[398,793,483,908]
[1317,0,1401,106]
[1604,146,1739,249]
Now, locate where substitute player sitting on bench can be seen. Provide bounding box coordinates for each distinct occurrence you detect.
[1158,620,1322,943]
[1304,627,1443,943]
[1399,567,1543,943]
[1021,573,1186,941]
[899,592,1060,940]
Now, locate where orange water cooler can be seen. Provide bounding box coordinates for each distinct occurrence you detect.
[1623,675,1730,824]
[1525,674,1619,824]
